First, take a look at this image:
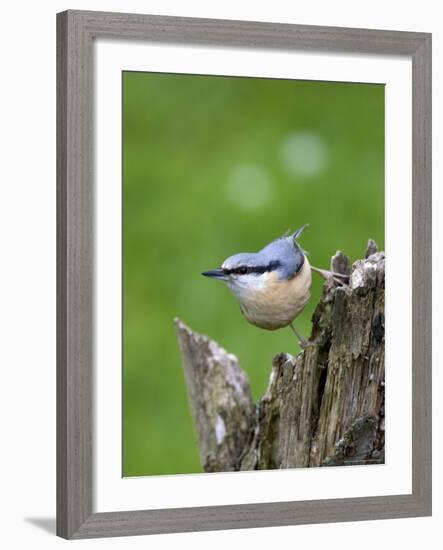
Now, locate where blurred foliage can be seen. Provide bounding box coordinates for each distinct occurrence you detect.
[123,72,384,477]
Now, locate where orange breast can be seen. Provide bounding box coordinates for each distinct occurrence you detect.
[240,257,312,330]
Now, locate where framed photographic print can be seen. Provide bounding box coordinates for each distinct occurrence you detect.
[57,10,431,539]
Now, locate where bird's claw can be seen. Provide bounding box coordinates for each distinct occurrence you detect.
[298,338,310,349]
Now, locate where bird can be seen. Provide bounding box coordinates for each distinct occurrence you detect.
[202,225,313,344]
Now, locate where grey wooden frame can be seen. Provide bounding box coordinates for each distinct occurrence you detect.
[57,9,432,539]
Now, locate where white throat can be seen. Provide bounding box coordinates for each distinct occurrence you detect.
[225,272,268,300]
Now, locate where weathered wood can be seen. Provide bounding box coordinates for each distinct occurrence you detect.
[176,241,385,472]
[310,246,385,467]
[175,319,254,472]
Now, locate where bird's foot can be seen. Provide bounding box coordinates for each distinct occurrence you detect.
[289,323,309,348]
[297,337,309,349]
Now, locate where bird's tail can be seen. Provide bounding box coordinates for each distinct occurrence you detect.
[292,224,309,242]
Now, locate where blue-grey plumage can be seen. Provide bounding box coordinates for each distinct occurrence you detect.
[202,225,312,332]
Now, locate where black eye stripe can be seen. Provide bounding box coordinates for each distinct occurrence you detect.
[223,261,281,276]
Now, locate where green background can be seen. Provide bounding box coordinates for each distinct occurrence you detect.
[123,72,384,477]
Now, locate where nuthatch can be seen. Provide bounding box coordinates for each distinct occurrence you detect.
[202,225,348,344]
[202,225,314,343]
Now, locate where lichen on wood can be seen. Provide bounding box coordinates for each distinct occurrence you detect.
[175,319,254,472]
[175,240,385,472]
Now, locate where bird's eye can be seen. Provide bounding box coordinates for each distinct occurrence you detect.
[239,266,248,275]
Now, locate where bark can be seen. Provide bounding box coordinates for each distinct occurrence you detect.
[175,320,254,472]
[175,240,385,472]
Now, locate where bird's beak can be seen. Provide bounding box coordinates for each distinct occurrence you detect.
[201,269,227,280]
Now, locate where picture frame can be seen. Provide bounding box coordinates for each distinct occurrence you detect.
[56,9,432,539]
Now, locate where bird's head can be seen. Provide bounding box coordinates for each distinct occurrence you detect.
[202,225,308,300]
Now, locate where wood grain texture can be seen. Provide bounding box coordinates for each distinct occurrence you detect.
[310,250,385,467]
[56,9,432,539]
[72,493,426,539]
[176,247,385,473]
[411,34,432,511]
[56,12,68,537]
[175,319,254,472]
[68,9,428,55]
[56,11,93,539]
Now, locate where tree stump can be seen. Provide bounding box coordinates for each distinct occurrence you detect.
[175,240,385,472]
